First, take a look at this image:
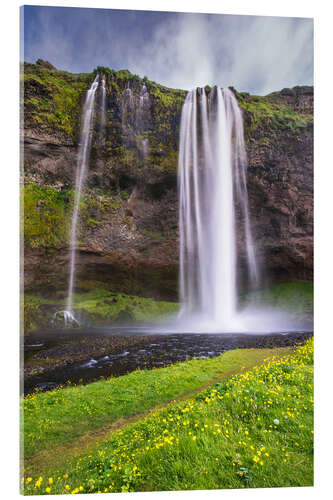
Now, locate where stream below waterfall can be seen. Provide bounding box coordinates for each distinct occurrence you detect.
[23,329,313,395]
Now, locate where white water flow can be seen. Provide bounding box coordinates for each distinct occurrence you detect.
[137,84,150,158]
[178,86,258,331]
[99,76,106,146]
[66,75,99,322]
[125,84,134,109]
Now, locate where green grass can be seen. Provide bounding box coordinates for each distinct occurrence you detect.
[23,290,179,334]
[22,339,313,494]
[236,90,313,142]
[71,289,179,322]
[23,347,289,461]
[24,282,313,334]
[245,282,313,314]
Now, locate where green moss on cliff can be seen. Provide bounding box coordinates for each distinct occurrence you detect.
[24,296,44,334]
[93,64,185,178]
[23,183,72,248]
[23,295,57,334]
[22,61,90,140]
[23,181,126,249]
[235,89,313,145]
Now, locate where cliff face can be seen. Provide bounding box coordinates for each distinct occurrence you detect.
[237,87,313,285]
[22,60,313,301]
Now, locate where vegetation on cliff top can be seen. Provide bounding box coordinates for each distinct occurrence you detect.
[23,60,313,187]
[22,60,91,140]
[235,88,313,145]
[23,59,313,148]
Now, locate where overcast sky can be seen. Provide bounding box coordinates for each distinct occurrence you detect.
[21,5,313,95]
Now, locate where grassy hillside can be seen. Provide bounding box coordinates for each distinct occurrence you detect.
[22,338,313,493]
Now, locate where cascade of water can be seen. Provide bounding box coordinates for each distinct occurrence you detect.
[137,84,150,159]
[99,76,106,146]
[178,86,258,330]
[121,84,134,149]
[124,83,134,109]
[65,74,99,323]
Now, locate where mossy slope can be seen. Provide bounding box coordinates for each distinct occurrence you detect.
[24,290,178,334]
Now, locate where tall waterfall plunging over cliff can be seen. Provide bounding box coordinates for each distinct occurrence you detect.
[65,74,99,320]
[178,86,258,330]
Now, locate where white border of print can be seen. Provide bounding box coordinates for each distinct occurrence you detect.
[1,1,331,499]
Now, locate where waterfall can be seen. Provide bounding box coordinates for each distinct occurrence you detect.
[137,84,150,159]
[121,84,134,149]
[178,86,258,330]
[65,74,99,323]
[125,83,134,108]
[121,83,150,158]
[99,76,106,146]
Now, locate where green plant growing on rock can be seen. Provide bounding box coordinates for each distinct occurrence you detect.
[22,61,90,140]
[23,183,71,249]
[119,190,130,200]
[86,218,104,229]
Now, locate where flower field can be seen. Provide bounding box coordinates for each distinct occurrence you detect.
[22,338,313,494]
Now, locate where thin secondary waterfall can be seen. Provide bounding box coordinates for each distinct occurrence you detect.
[178,86,258,330]
[99,76,106,146]
[137,84,150,159]
[65,74,99,321]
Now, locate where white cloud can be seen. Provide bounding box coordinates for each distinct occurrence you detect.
[128,14,313,94]
[23,8,313,95]
[128,14,216,90]
[215,15,314,94]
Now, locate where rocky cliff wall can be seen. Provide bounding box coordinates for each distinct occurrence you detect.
[22,60,313,300]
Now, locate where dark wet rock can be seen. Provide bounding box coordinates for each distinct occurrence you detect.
[23,330,313,395]
[23,332,163,379]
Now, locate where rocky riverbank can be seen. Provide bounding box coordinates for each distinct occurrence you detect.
[23,329,313,394]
